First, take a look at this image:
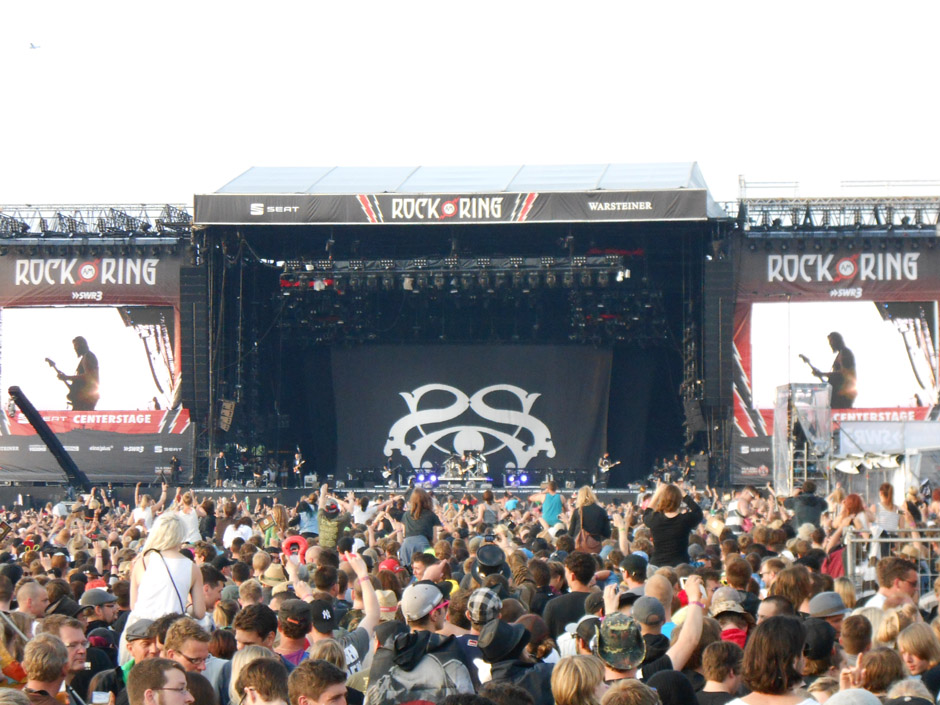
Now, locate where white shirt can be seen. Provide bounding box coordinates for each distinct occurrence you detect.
[132,506,154,530]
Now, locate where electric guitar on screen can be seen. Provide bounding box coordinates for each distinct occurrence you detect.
[798,354,828,381]
[44,357,80,408]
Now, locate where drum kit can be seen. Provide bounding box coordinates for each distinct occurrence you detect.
[442,451,489,480]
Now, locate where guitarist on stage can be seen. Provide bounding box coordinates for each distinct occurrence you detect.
[598,453,620,473]
[57,336,100,410]
[802,331,857,409]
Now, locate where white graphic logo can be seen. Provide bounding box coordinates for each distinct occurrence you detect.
[384,383,556,469]
[250,203,265,216]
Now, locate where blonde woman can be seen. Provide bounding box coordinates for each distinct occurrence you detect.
[567,486,611,555]
[132,482,168,530]
[642,483,703,566]
[833,577,857,610]
[130,512,205,621]
[875,607,916,649]
[175,490,206,545]
[551,654,608,705]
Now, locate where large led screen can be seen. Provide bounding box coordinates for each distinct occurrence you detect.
[0,306,178,411]
[750,300,938,410]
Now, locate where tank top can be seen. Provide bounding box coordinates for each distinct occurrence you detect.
[178,507,201,544]
[482,503,498,525]
[133,553,193,619]
[876,503,900,532]
[541,493,562,526]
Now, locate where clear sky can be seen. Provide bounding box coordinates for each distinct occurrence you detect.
[2,1,938,206]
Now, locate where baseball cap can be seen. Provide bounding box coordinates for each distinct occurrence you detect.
[595,613,646,671]
[576,616,601,645]
[79,588,117,608]
[883,698,933,705]
[309,600,337,634]
[379,558,404,574]
[467,588,502,624]
[620,554,648,579]
[809,591,850,619]
[803,618,837,660]
[376,589,399,621]
[710,599,752,621]
[125,619,154,642]
[631,596,666,627]
[584,591,606,617]
[221,585,240,602]
[279,599,313,631]
[400,583,444,622]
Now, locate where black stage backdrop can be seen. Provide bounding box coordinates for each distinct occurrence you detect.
[330,346,610,473]
[288,345,680,486]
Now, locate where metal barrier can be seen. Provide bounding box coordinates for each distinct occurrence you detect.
[843,529,940,602]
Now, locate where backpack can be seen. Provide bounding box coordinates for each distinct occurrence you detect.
[364,651,473,705]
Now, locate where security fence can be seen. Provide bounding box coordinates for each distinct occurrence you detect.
[843,528,940,605]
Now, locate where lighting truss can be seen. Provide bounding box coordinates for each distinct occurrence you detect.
[0,214,30,237]
[0,204,192,238]
[725,197,940,236]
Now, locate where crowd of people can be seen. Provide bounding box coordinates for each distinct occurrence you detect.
[0,474,937,705]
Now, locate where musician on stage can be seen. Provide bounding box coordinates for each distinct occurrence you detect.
[598,453,618,472]
[213,451,228,488]
[291,451,305,488]
[57,336,99,410]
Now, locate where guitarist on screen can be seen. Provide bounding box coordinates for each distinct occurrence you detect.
[57,336,100,411]
[800,331,857,409]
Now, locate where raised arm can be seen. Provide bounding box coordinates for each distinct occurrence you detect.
[347,552,379,637]
[662,575,704,672]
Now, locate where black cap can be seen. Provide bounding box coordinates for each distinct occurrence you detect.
[309,599,336,634]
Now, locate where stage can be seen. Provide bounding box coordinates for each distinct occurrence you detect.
[0,482,641,511]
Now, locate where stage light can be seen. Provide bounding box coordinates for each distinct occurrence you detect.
[417,473,426,482]
[507,474,516,483]
[544,272,557,288]
[520,473,528,484]
[429,473,437,483]
[597,272,609,287]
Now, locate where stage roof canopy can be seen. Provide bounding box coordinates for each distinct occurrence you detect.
[195,162,727,226]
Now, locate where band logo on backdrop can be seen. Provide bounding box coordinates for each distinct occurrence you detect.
[384,383,556,470]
